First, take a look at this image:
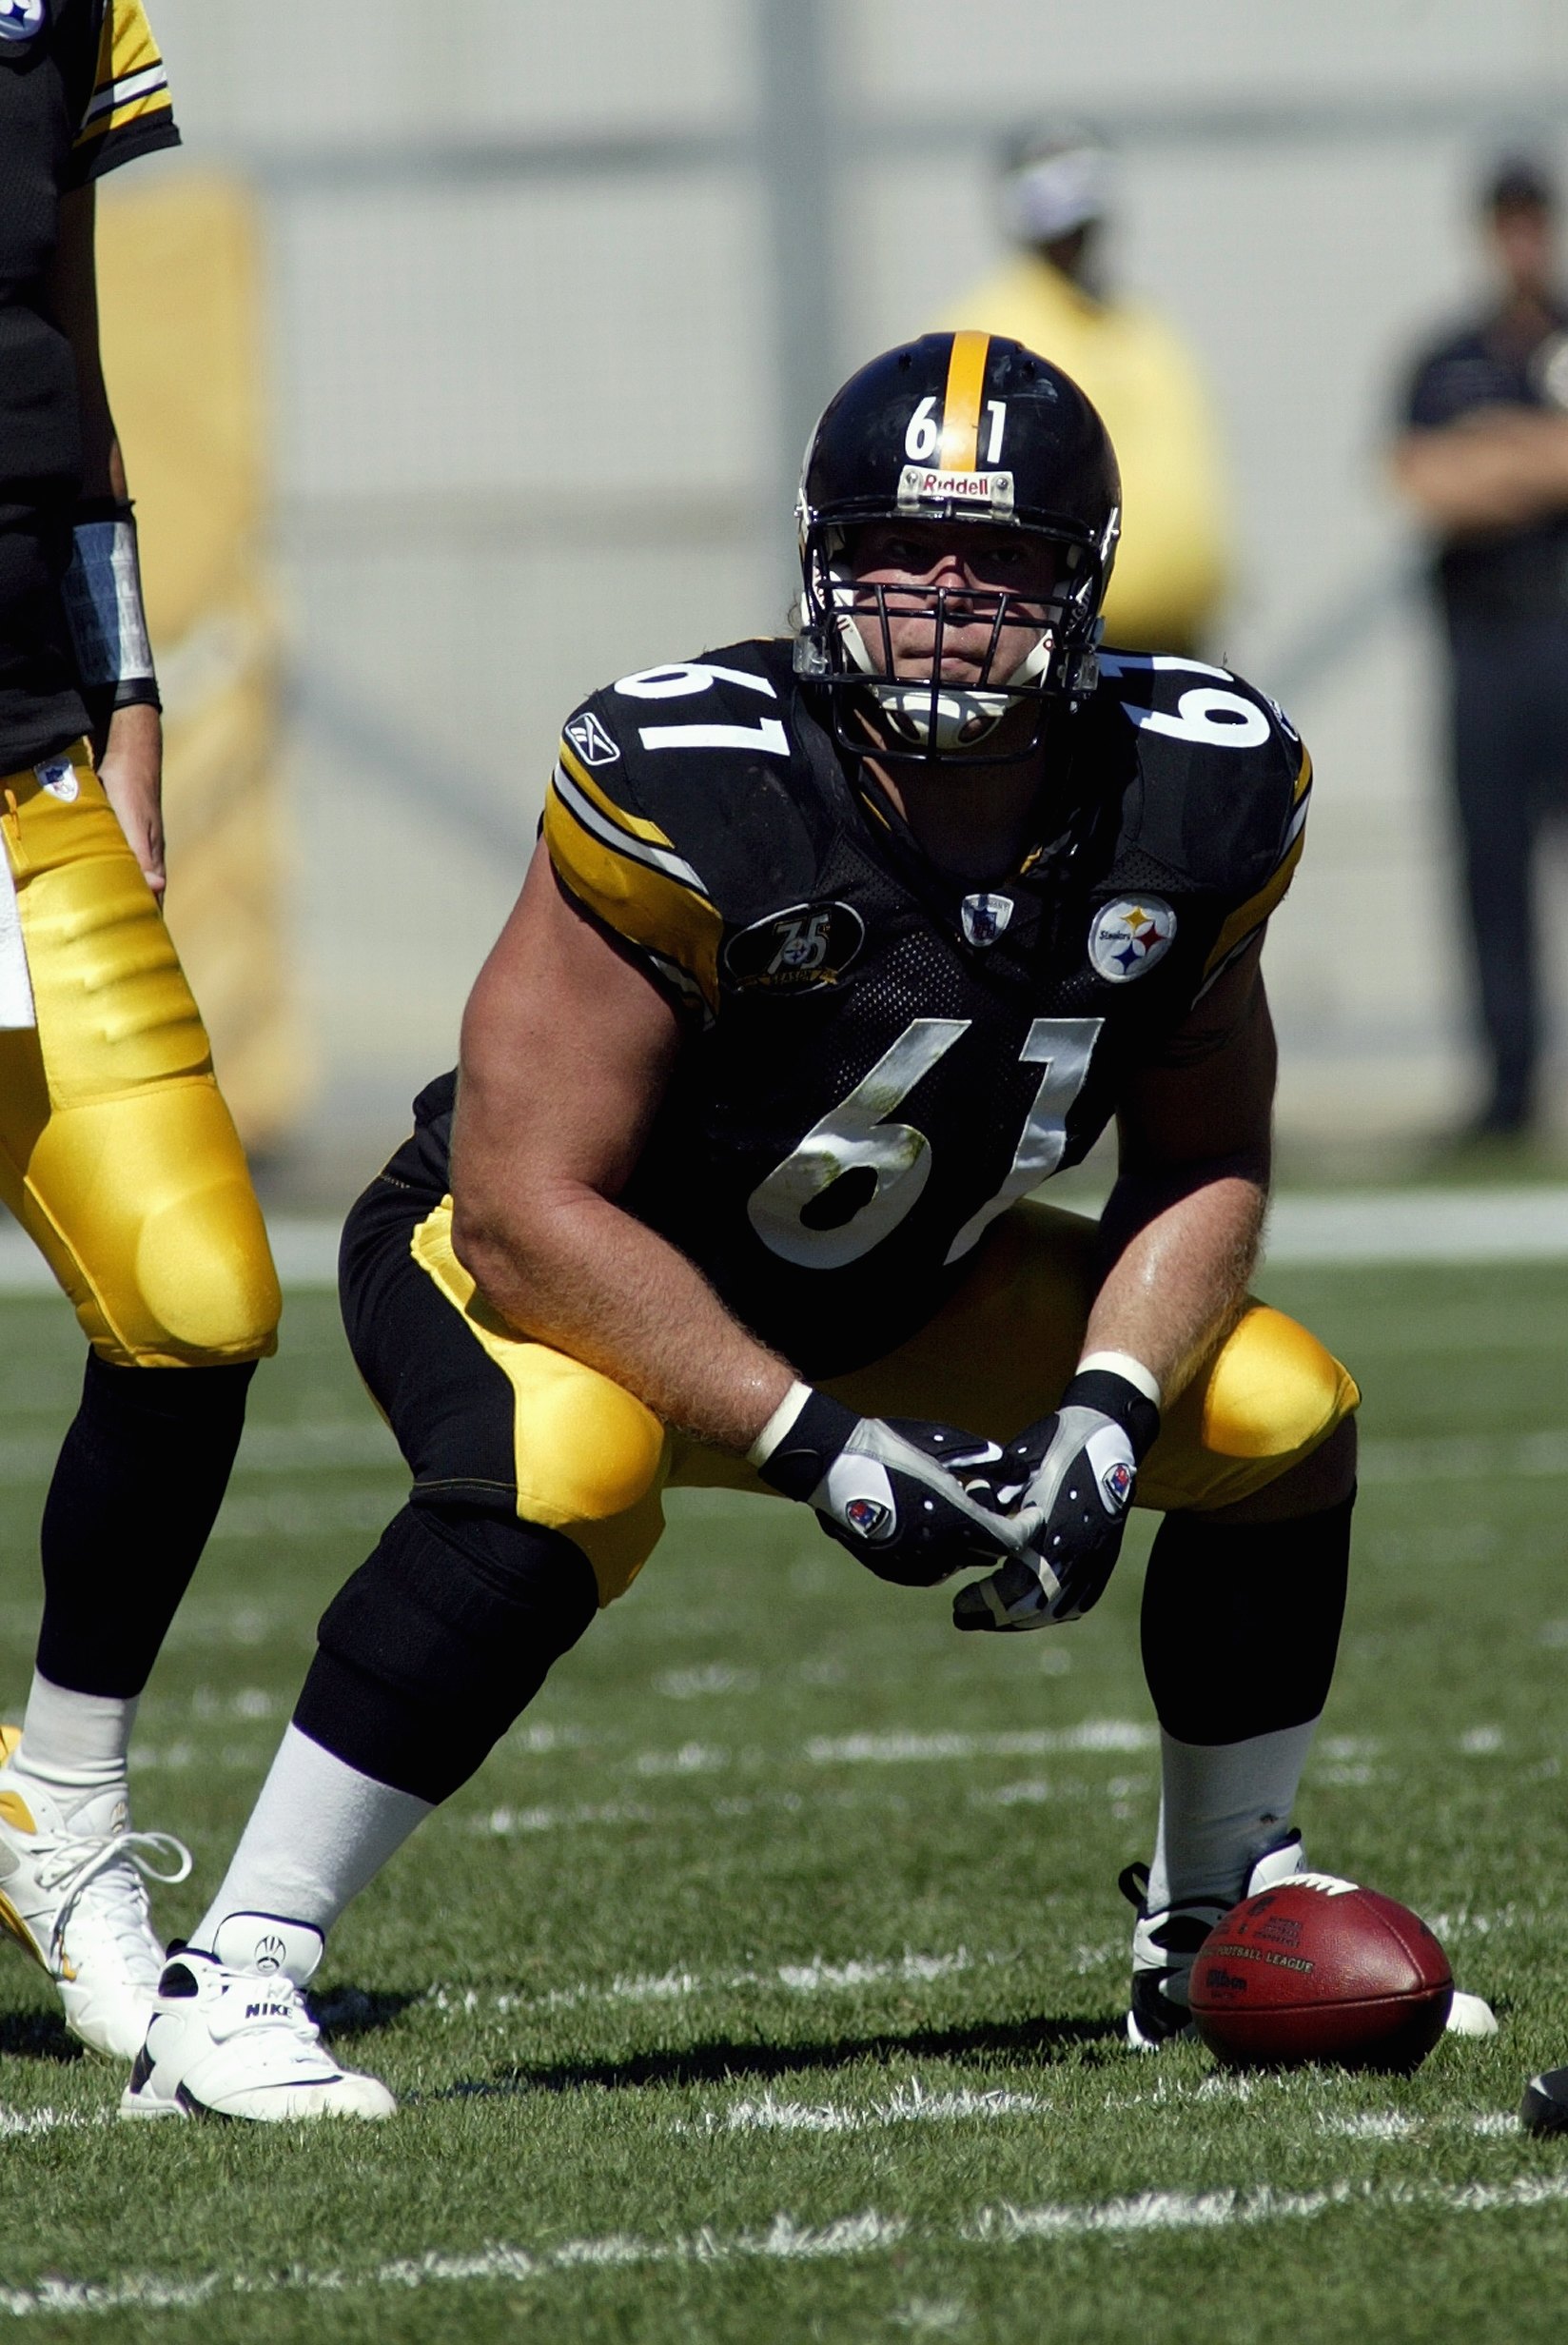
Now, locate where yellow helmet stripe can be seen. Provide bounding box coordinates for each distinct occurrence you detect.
[937,331,990,472]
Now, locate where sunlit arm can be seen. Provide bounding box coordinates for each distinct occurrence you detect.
[449,843,794,1452]
[1087,943,1274,1404]
[1391,410,1568,534]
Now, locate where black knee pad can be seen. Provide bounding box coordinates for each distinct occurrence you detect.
[295,1500,598,1802]
[1140,1492,1354,1746]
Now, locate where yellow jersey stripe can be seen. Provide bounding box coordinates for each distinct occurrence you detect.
[558,740,676,853]
[75,88,174,146]
[1202,828,1306,976]
[938,332,990,473]
[544,783,721,1015]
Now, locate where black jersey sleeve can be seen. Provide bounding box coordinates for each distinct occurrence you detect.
[65,0,180,188]
[541,639,820,1022]
[543,700,726,1021]
[1096,649,1311,993]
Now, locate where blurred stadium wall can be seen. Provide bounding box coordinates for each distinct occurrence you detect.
[124,0,1568,1199]
[96,174,305,1157]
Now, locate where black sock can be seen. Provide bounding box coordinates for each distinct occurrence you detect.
[293,1500,599,1803]
[35,1353,256,1698]
[1140,1493,1354,1745]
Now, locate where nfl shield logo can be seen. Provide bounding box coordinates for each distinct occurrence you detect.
[1102,1460,1134,1510]
[845,1496,892,1541]
[960,892,1013,949]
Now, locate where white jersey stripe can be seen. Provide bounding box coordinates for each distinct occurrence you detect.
[550,766,710,897]
[81,64,169,126]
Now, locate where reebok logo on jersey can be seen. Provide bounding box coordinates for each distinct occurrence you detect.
[564,711,621,766]
[1088,897,1176,983]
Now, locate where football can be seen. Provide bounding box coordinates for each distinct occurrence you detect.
[1188,1874,1454,2071]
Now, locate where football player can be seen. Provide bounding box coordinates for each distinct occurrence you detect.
[127,333,1360,2119]
[0,2,279,2059]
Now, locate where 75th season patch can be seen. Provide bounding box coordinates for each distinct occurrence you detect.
[723,901,865,994]
[1088,897,1177,983]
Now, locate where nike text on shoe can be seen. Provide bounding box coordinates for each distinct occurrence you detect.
[1122,1833,1306,2052]
[120,1932,394,2122]
[1521,2066,1568,2138]
[0,1750,190,2059]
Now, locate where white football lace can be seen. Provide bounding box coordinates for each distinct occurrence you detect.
[39,1830,192,1969]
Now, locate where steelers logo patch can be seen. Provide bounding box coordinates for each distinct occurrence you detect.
[1088,897,1177,983]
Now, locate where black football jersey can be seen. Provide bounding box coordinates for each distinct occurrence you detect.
[411,637,1309,1378]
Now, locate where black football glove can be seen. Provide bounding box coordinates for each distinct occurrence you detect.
[751,1383,1018,1586]
[952,1363,1161,1631]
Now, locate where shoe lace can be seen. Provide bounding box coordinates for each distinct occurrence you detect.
[222,1974,332,2065]
[37,1830,192,1966]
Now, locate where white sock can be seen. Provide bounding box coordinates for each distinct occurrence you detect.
[193,1724,431,1970]
[1144,1719,1319,1912]
[13,1671,137,1791]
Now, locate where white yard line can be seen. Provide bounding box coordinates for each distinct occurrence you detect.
[1262,1189,1568,1265]
[0,2105,93,2139]
[1359,1429,1568,1485]
[3,1191,1563,1307]
[394,1949,982,2028]
[4,2170,1564,2316]
[703,2084,1049,2135]
[806,1722,1155,1764]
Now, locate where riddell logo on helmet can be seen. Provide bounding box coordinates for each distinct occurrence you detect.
[896,465,1015,513]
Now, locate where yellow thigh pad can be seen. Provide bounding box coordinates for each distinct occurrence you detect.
[0,747,279,1366]
[427,1192,1357,1608]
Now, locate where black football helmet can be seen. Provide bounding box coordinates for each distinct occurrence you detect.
[794,331,1121,759]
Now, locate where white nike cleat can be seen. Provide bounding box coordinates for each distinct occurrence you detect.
[0,1738,191,2059]
[121,1917,395,2122]
[1446,1988,1499,2038]
[1123,1832,1307,2050]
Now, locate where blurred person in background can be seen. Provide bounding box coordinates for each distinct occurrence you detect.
[1392,156,1568,1146]
[0,0,279,2059]
[936,122,1232,657]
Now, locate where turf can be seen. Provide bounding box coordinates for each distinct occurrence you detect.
[3,1261,1568,2342]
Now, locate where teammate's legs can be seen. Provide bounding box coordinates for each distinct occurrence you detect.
[0,752,278,2054]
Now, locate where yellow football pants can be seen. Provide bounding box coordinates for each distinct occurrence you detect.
[0,744,280,1368]
[407,1192,1359,1608]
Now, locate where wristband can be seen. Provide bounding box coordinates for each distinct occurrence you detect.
[748,1383,860,1500]
[1059,1364,1161,1463]
[61,502,161,711]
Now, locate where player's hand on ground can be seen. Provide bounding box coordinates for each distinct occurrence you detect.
[751,1383,1019,1585]
[952,1364,1161,1630]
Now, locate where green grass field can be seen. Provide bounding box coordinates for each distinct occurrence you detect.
[3,1259,1568,2343]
